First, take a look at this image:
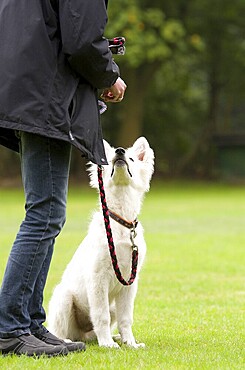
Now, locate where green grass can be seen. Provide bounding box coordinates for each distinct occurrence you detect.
[0,181,244,369]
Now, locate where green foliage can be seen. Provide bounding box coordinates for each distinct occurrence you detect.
[107,1,185,67]
[0,183,244,369]
[103,0,245,177]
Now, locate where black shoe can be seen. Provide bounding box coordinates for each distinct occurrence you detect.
[34,331,86,353]
[0,333,68,357]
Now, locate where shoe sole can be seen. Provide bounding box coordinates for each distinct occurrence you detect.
[0,347,68,357]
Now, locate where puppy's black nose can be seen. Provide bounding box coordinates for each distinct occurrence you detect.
[115,147,126,156]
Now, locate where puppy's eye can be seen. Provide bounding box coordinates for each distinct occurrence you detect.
[129,158,134,162]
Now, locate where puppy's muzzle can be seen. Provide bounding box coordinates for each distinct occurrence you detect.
[111,147,132,177]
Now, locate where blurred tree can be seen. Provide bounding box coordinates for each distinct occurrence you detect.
[105,0,186,147]
[179,0,245,175]
[104,0,245,176]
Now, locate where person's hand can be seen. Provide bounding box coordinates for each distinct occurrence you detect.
[100,77,127,103]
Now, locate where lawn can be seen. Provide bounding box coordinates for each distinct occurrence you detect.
[0,181,244,369]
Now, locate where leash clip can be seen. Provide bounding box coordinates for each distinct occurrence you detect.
[130,226,138,252]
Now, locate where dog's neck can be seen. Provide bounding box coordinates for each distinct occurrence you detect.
[102,186,143,222]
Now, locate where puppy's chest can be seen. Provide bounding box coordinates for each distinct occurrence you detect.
[113,227,132,245]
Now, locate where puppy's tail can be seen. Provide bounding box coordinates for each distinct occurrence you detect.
[47,283,74,340]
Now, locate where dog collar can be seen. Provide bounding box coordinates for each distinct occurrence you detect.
[108,210,138,230]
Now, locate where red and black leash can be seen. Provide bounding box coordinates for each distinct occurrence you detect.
[97,165,138,286]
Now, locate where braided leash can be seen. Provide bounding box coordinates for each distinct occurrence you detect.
[97,165,138,286]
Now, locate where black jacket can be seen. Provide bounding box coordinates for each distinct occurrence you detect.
[0,0,119,164]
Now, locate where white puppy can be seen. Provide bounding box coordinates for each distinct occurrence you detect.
[48,137,154,348]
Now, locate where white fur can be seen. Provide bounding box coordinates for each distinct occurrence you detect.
[48,137,154,348]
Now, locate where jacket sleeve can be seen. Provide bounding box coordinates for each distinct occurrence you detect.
[58,0,119,89]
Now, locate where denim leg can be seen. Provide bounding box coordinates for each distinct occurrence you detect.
[28,244,54,335]
[0,132,71,338]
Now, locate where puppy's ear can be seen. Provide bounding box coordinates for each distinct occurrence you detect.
[133,137,153,162]
[133,137,155,186]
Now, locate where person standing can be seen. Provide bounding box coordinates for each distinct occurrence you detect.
[0,0,126,357]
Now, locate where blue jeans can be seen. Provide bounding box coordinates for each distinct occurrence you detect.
[0,132,71,338]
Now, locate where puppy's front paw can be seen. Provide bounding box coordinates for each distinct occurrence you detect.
[124,340,145,349]
[133,342,145,349]
[99,340,120,349]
